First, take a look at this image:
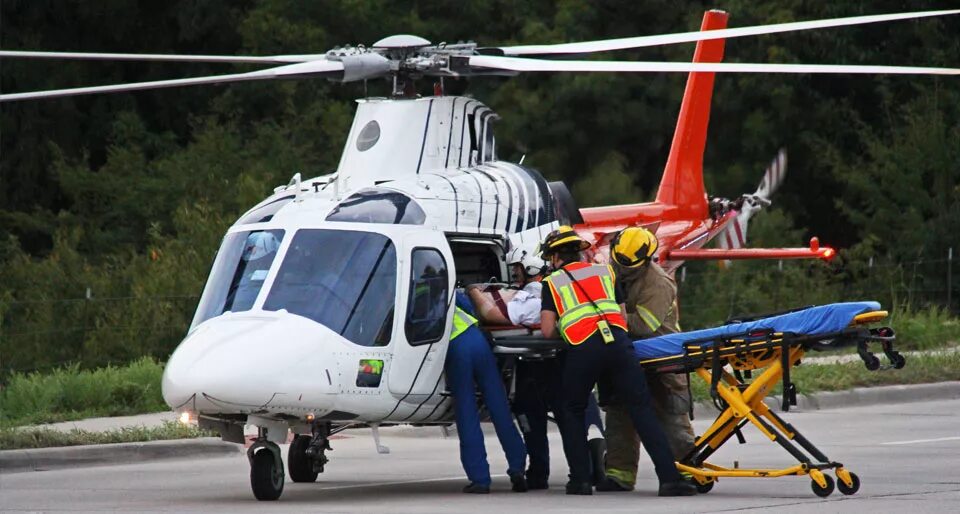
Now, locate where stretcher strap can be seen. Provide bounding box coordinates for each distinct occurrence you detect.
[710,343,723,403]
[490,289,511,320]
[781,338,794,412]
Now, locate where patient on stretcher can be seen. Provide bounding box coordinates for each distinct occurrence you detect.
[466,282,542,326]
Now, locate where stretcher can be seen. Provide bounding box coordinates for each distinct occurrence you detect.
[489,301,904,497]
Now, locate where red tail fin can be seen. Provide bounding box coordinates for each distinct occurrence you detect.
[654,10,729,219]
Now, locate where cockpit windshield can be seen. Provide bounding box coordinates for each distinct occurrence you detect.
[263,229,397,347]
[192,229,285,328]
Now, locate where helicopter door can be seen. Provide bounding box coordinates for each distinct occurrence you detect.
[387,231,455,398]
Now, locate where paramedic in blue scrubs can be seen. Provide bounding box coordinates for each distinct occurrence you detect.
[446,293,528,494]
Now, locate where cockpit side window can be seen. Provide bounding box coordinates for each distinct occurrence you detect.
[405,248,449,346]
[192,229,285,327]
[325,188,426,225]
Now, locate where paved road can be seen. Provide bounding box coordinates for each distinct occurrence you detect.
[2,399,958,513]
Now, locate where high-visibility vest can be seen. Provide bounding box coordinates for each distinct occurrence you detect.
[544,262,627,345]
[450,307,478,340]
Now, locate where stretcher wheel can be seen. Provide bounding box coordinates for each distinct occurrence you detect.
[890,353,906,369]
[811,474,835,497]
[837,472,860,495]
[695,479,714,494]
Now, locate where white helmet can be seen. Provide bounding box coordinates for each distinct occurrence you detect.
[507,246,547,277]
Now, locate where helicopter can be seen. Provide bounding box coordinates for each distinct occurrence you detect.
[3,7,958,502]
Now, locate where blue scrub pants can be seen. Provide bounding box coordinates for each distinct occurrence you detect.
[446,325,527,485]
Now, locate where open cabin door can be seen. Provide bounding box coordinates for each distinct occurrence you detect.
[387,230,455,400]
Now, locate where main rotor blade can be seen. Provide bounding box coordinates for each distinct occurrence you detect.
[0,50,323,64]
[468,55,960,75]
[0,60,344,102]
[494,9,960,56]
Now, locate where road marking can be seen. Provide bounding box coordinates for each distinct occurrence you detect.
[881,436,960,446]
[315,474,508,491]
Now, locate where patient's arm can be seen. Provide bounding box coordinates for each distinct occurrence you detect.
[466,284,516,325]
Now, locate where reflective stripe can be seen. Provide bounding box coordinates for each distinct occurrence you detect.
[636,305,662,332]
[559,286,578,311]
[606,468,637,488]
[450,307,478,340]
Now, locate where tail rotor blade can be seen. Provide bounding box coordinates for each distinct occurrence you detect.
[756,148,787,199]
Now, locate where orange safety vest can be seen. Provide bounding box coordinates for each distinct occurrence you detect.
[544,262,627,345]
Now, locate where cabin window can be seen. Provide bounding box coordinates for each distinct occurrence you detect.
[449,240,505,287]
[482,116,495,161]
[405,248,449,346]
[263,229,397,347]
[326,188,426,225]
[192,229,285,327]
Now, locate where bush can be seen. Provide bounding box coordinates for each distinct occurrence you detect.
[0,357,166,427]
[0,421,213,450]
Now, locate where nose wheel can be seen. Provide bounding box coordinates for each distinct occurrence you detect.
[248,439,285,501]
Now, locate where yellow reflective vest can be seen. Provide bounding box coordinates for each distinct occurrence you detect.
[450,307,478,340]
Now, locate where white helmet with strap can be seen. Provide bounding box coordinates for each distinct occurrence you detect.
[507,245,547,277]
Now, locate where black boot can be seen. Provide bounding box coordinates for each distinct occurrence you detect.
[595,476,631,492]
[565,480,593,495]
[658,480,697,497]
[509,471,528,493]
[462,482,491,494]
[526,473,549,490]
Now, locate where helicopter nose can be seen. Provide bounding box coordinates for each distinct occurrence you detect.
[162,312,341,413]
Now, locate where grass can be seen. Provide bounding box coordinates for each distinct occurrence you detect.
[0,421,214,450]
[0,357,166,428]
[888,306,960,351]
[689,350,960,402]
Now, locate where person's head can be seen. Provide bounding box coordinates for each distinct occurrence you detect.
[507,245,547,284]
[610,226,659,269]
[539,225,591,268]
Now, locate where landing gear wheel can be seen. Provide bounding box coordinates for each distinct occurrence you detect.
[811,474,835,498]
[588,438,607,486]
[288,435,319,483]
[837,472,860,495]
[251,449,284,501]
[695,479,714,494]
[864,354,880,371]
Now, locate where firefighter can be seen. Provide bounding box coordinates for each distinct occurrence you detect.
[597,226,697,492]
[537,226,696,497]
[446,296,529,494]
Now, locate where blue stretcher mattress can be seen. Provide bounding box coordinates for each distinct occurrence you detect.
[634,301,881,360]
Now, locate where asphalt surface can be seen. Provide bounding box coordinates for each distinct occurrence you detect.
[2,399,958,513]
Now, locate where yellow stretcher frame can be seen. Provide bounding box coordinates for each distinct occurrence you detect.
[640,310,900,497]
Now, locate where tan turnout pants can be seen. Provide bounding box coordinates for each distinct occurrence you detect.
[604,372,696,488]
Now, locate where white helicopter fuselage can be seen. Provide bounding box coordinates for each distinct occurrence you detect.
[161,95,561,439]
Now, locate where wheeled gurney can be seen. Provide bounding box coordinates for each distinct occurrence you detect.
[490,301,904,497]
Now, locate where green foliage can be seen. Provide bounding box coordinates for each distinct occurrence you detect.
[0,357,166,427]
[890,307,960,351]
[0,1,958,374]
[0,421,213,450]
